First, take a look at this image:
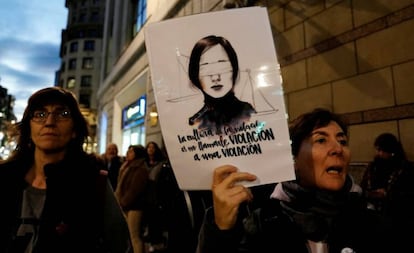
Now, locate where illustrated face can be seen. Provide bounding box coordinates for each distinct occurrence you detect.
[294,121,350,191]
[30,104,76,154]
[199,44,233,98]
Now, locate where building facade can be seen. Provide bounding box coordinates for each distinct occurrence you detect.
[57,0,106,152]
[97,0,414,162]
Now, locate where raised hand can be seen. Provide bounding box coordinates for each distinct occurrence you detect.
[211,165,257,230]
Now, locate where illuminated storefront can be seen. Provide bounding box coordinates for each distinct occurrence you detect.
[121,95,146,153]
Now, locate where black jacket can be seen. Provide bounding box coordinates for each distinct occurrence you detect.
[197,193,391,253]
[104,156,124,190]
[0,152,131,253]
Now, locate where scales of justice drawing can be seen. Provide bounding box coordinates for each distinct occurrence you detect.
[145,7,295,190]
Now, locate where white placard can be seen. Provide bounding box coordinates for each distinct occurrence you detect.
[145,7,295,190]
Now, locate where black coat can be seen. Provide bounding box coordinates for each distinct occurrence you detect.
[197,195,391,253]
[105,156,124,190]
[0,152,131,253]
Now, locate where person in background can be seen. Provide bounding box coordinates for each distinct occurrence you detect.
[101,143,124,190]
[144,143,206,253]
[196,108,389,253]
[142,141,168,251]
[145,141,166,181]
[0,87,131,253]
[360,132,414,247]
[360,133,414,212]
[116,144,148,253]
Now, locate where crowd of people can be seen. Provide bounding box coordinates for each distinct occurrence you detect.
[1,86,413,253]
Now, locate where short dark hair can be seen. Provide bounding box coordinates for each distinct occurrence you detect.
[188,35,239,90]
[289,108,348,157]
[374,133,405,159]
[129,145,146,159]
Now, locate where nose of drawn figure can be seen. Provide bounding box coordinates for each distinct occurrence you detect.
[210,73,221,83]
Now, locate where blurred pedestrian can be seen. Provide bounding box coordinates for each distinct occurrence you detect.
[360,133,414,249]
[116,144,148,253]
[101,143,124,190]
[360,133,414,214]
[142,141,167,251]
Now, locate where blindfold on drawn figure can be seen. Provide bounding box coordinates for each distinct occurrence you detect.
[187,35,256,132]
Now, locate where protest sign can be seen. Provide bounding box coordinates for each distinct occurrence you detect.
[145,7,295,190]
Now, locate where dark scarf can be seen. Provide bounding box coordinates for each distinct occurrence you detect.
[273,176,360,242]
[189,91,255,132]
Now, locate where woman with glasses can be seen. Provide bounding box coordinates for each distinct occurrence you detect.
[0,87,131,253]
[188,35,256,134]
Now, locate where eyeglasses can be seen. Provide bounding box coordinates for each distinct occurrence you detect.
[31,109,72,122]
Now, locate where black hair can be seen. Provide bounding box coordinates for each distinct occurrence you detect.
[145,141,165,162]
[374,133,406,159]
[188,35,239,90]
[129,144,146,159]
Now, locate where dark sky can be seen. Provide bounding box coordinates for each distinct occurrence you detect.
[0,0,67,120]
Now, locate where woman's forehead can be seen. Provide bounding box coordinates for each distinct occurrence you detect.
[33,103,69,110]
[200,44,228,63]
[311,121,346,136]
